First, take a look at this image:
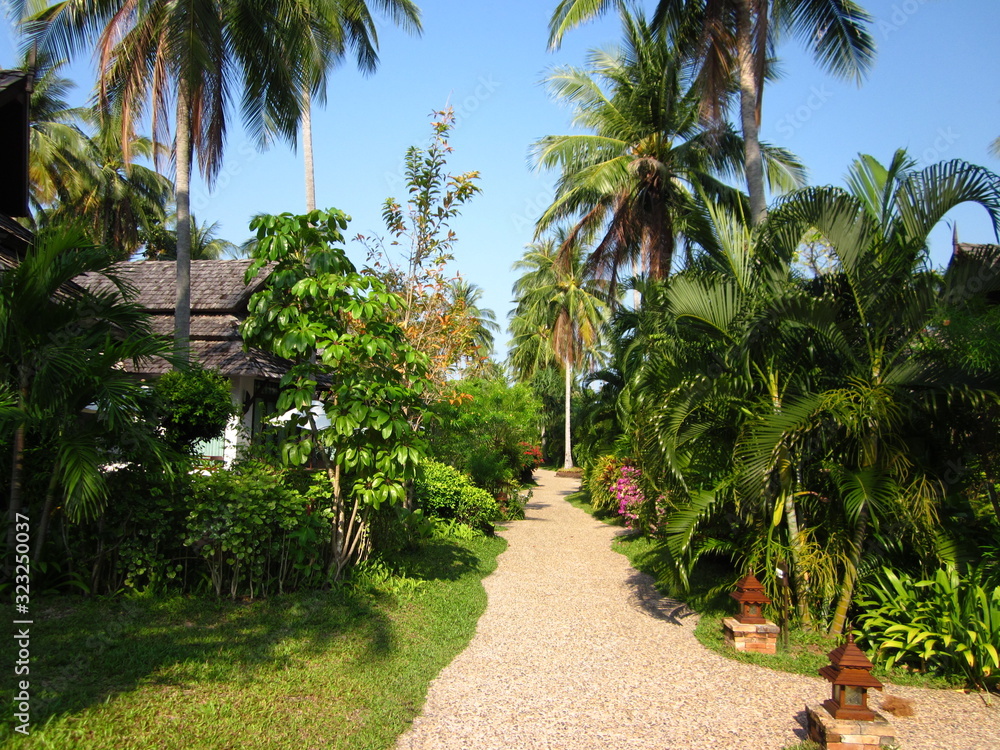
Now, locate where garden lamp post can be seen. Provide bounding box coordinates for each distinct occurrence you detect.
[819,633,884,721]
[730,572,772,624]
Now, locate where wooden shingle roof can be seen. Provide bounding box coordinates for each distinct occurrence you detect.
[81,259,270,313]
[78,259,288,380]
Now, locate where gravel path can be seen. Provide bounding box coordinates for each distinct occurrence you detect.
[395,469,1000,750]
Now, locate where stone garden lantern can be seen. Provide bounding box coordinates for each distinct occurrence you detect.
[818,633,884,721]
[730,572,772,624]
[722,572,779,653]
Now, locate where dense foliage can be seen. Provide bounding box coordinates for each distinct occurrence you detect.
[425,375,543,500]
[414,460,500,532]
[151,366,237,451]
[240,208,432,580]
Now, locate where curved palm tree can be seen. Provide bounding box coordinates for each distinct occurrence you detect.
[548,0,875,225]
[23,0,307,355]
[535,6,803,292]
[509,235,611,469]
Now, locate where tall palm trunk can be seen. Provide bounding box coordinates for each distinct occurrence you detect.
[735,0,766,225]
[829,504,869,635]
[303,92,316,212]
[174,83,193,362]
[563,352,573,469]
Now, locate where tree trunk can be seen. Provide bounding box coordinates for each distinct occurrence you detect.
[783,489,813,628]
[32,464,61,563]
[829,504,869,635]
[736,0,767,225]
[303,93,316,212]
[174,82,193,363]
[563,354,573,470]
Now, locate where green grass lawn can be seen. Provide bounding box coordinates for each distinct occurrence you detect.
[2,534,506,749]
[568,487,961,691]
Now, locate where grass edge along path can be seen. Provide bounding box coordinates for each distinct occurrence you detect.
[564,487,962,693]
[2,533,506,750]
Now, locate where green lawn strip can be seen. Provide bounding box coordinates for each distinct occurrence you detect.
[566,488,959,692]
[3,535,505,749]
[611,533,962,690]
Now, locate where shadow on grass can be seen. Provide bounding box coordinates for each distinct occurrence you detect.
[6,537,487,733]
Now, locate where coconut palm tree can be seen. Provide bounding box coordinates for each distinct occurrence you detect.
[142,214,242,260]
[291,0,422,211]
[22,0,307,356]
[20,49,171,255]
[535,6,803,292]
[548,0,876,225]
[509,236,610,469]
[448,277,500,364]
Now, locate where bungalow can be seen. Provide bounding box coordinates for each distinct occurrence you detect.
[80,259,289,463]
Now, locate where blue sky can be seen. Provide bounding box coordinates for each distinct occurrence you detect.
[3,0,999,355]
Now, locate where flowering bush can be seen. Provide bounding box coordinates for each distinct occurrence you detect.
[613,463,645,528]
[517,442,544,481]
[520,443,544,468]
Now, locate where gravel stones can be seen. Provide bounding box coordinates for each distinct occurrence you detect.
[395,470,1000,750]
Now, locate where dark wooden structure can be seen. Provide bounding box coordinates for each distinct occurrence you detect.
[730,572,772,625]
[819,633,884,721]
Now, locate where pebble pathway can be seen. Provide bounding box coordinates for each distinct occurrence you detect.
[395,469,1000,750]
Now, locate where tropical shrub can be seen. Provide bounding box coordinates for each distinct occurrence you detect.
[518,442,544,482]
[240,208,431,581]
[85,463,334,597]
[184,463,331,597]
[152,365,238,450]
[855,567,1000,693]
[613,463,646,528]
[587,455,624,512]
[426,375,542,496]
[415,460,500,531]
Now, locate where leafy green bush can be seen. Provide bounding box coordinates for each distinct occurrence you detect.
[855,567,1000,693]
[415,460,499,531]
[426,375,541,496]
[152,366,237,450]
[586,455,624,512]
[184,462,331,597]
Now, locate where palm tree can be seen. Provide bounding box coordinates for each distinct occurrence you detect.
[548,0,876,225]
[535,6,803,292]
[448,277,500,365]
[23,0,307,356]
[290,0,422,211]
[142,214,242,260]
[0,228,174,566]
[509,236,610,469]
[21,50,92,209]
[745,150,1000,633]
